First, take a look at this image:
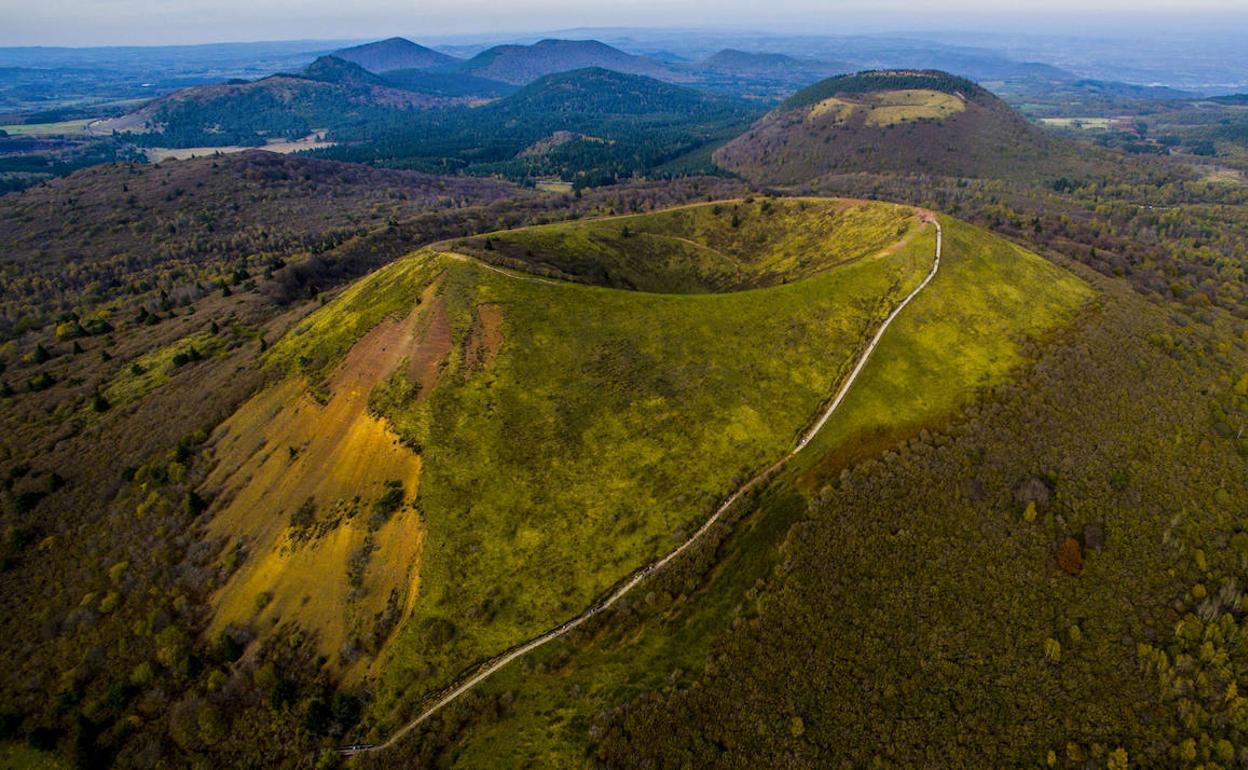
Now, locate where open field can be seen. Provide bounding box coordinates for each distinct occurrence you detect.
[142,132,336,161]
[0,119,95,136]
[1037,116,1114,129]
[533,178,573,193]
[203,256,447,666]
[1197,165,1246,183]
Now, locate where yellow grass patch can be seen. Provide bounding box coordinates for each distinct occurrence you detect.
[806,97,856,122]
[0,119,93,136]
[201,300,431,672]
[863,89,965,126]
[1037,117,1113,130]
[804,89,965,127]
[142,132,335,162]
[1199,166,1244,184]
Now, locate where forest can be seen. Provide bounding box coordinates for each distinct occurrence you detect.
[314,68,759,186]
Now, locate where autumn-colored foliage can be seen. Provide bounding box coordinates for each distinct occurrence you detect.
[1056,537,1084,575]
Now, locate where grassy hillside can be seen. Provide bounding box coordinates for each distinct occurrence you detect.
[455,197,918,292]
[356,215,1100,767]
[0,175,755,767]
[796,216,1094,478]
[714,69,1094,184]
[204,199,935,726]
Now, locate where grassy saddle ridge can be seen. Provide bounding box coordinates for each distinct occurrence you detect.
[452,197,920,293]
[256,198,935,725]
[367,215,1097,768]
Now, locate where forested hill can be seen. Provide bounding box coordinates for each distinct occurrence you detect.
[714,69,1094,184]
[99,55,480,150]
[301,55,391,87]
[455,39,687,85]
[317,67,761,185]
[498,67,726,115]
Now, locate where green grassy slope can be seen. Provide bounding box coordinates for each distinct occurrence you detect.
[255,200,935,727]
[797,215,1095,479]
[456,198,918,292]
[358,216,1096,768]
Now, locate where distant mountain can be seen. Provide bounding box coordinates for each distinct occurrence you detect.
[333,37,459,73]
[686,49,856,100]
[698,49,851,78]
[456,39,689,85]
[97,56,470,148]
[714,69,1085,183]
[644,50,692,65]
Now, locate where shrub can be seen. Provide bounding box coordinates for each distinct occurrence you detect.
[14,490,47,513]
[290,497,317,531]
[367,480,404,531]
[1056,537,1083,576]
[185,490,207,518]
[55,321,85,340]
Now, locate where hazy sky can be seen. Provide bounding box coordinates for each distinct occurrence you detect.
[2,0,1246,46]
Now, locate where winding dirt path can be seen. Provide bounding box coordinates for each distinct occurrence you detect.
[346,218,943,757]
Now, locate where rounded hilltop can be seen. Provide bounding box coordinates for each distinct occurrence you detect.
[714,69,1084,184]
